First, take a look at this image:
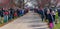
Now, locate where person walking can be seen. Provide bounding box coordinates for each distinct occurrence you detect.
[44,8,48,22]
[47,9,54,29]
[40,8,44,22]
[52,11,56,24]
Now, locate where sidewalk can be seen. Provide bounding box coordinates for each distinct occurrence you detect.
[0,11,49,29]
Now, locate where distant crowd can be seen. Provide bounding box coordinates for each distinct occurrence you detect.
[34,7,60,29]
[0,8,28,23]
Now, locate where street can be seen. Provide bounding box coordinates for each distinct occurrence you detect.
[0,11,49,29]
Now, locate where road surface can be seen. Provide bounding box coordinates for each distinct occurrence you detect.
[0,11,49,29]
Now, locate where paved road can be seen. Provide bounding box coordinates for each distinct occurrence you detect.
[0,11,49,29]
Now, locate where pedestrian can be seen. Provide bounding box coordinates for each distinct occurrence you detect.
[19,9,23,16]
[3,10,9,23]
[25,8,28,13]
[1,8,4,17]
[9,8,14,19]
[0,9,3,23]
[40,8,44,22]
[16,9,20,17]
[47,9,54,29]
[14,10,17,18]
[52,11,56,23]
[44,8,48,22]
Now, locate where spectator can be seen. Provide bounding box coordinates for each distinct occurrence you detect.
[16,9,20,17]
[0,9,3,23]
[9,8,14,19]
[4,10,9,23]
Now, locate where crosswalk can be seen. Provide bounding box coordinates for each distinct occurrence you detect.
[0,11,49,29]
